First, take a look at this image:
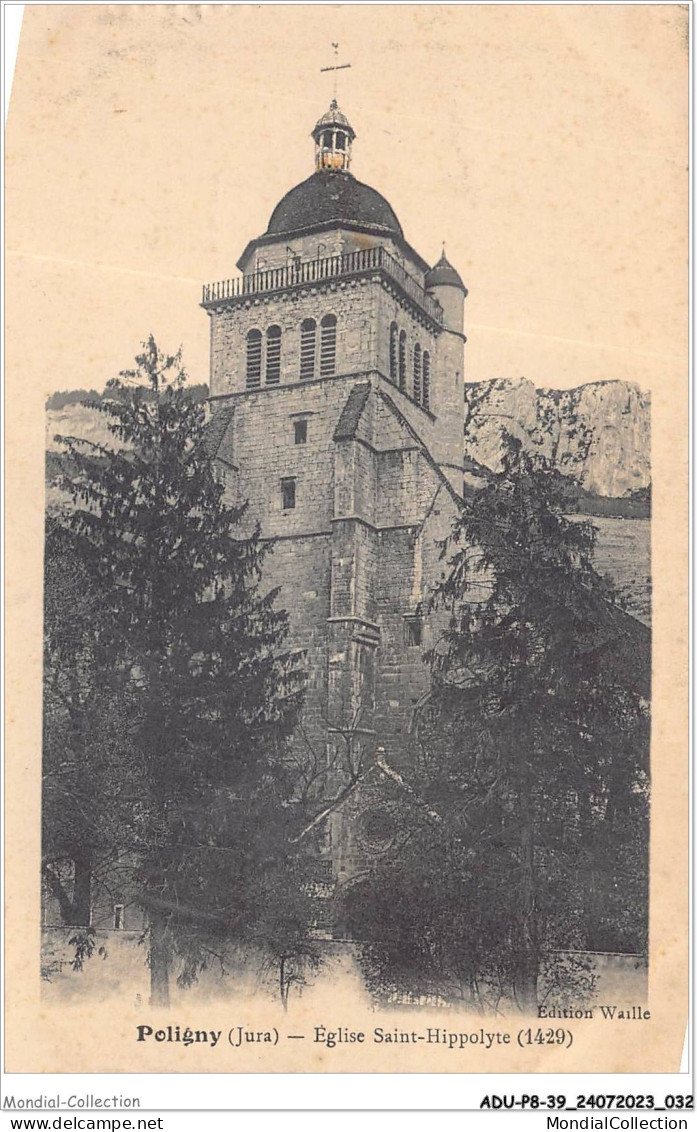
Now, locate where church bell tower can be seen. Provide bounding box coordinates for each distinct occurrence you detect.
[201,99,468,872]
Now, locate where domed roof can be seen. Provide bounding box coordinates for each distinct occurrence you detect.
[266,170,403,239]
[313,99,356,139]
[425,251,467,293]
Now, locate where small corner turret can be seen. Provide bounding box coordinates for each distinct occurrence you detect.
[423,248,467,482]
[425,248,467,337]
[426,249,467,295]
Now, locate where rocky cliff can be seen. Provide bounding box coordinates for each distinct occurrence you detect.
[463,378,651,498]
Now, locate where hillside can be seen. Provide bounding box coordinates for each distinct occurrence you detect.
[463,378,650,499]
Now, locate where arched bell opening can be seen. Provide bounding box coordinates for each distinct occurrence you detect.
[312,100,356,173]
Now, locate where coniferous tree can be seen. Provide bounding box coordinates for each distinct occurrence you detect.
[343,437,649,1012]
[46,337,308,1005]
[43,520,141,928]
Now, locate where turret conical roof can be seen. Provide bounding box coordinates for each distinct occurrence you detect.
[425,250,467,294]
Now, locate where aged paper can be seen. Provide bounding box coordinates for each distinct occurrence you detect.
[4,4,688,1075]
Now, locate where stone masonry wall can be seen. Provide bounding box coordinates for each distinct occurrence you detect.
[211,321,465,840]
[258,533,332,764]
[376,447,437,528]
[216,376,359,538]
[374,286,439,399]
[329,517,379,625]
[209,279,380,395]
[207,266,450,426]
[212,374,458,543]
[372,481,460,767]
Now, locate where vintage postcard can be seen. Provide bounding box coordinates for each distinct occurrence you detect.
[4,3,689,1077]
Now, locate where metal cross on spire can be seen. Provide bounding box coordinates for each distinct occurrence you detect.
[320,42,351,102]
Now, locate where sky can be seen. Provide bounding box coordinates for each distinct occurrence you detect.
[6,5,688,399]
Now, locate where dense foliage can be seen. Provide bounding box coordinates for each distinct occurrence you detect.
[343,438,649,1012]
[44,338,311,1004]
[46,383,210,410]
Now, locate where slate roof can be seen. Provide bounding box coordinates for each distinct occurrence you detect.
[333,382,372,441]
[266,171,403,239]
[202,404,234,459]
[425,251,467,294]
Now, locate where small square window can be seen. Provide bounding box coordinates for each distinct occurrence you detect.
[404,616,423,647]
[281,477,296,510]
[294,420,308,445]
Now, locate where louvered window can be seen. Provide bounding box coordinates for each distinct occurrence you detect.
[246,330,262,388]
[413,343,422,404]
[398,331,407,391]
[422,351,431,409]
[320,314,337,376]
[389,323,399,382]
[300,319,316,380]
[266,325,282,385]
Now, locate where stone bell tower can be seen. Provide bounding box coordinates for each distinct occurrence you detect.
[201,100,468,873]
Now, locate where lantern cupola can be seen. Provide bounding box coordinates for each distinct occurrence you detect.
[312,100,356,172]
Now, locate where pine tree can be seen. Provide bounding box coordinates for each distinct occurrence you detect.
[343,437,649,1012]
[43,519,140,928]
[48,336,308,1005]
